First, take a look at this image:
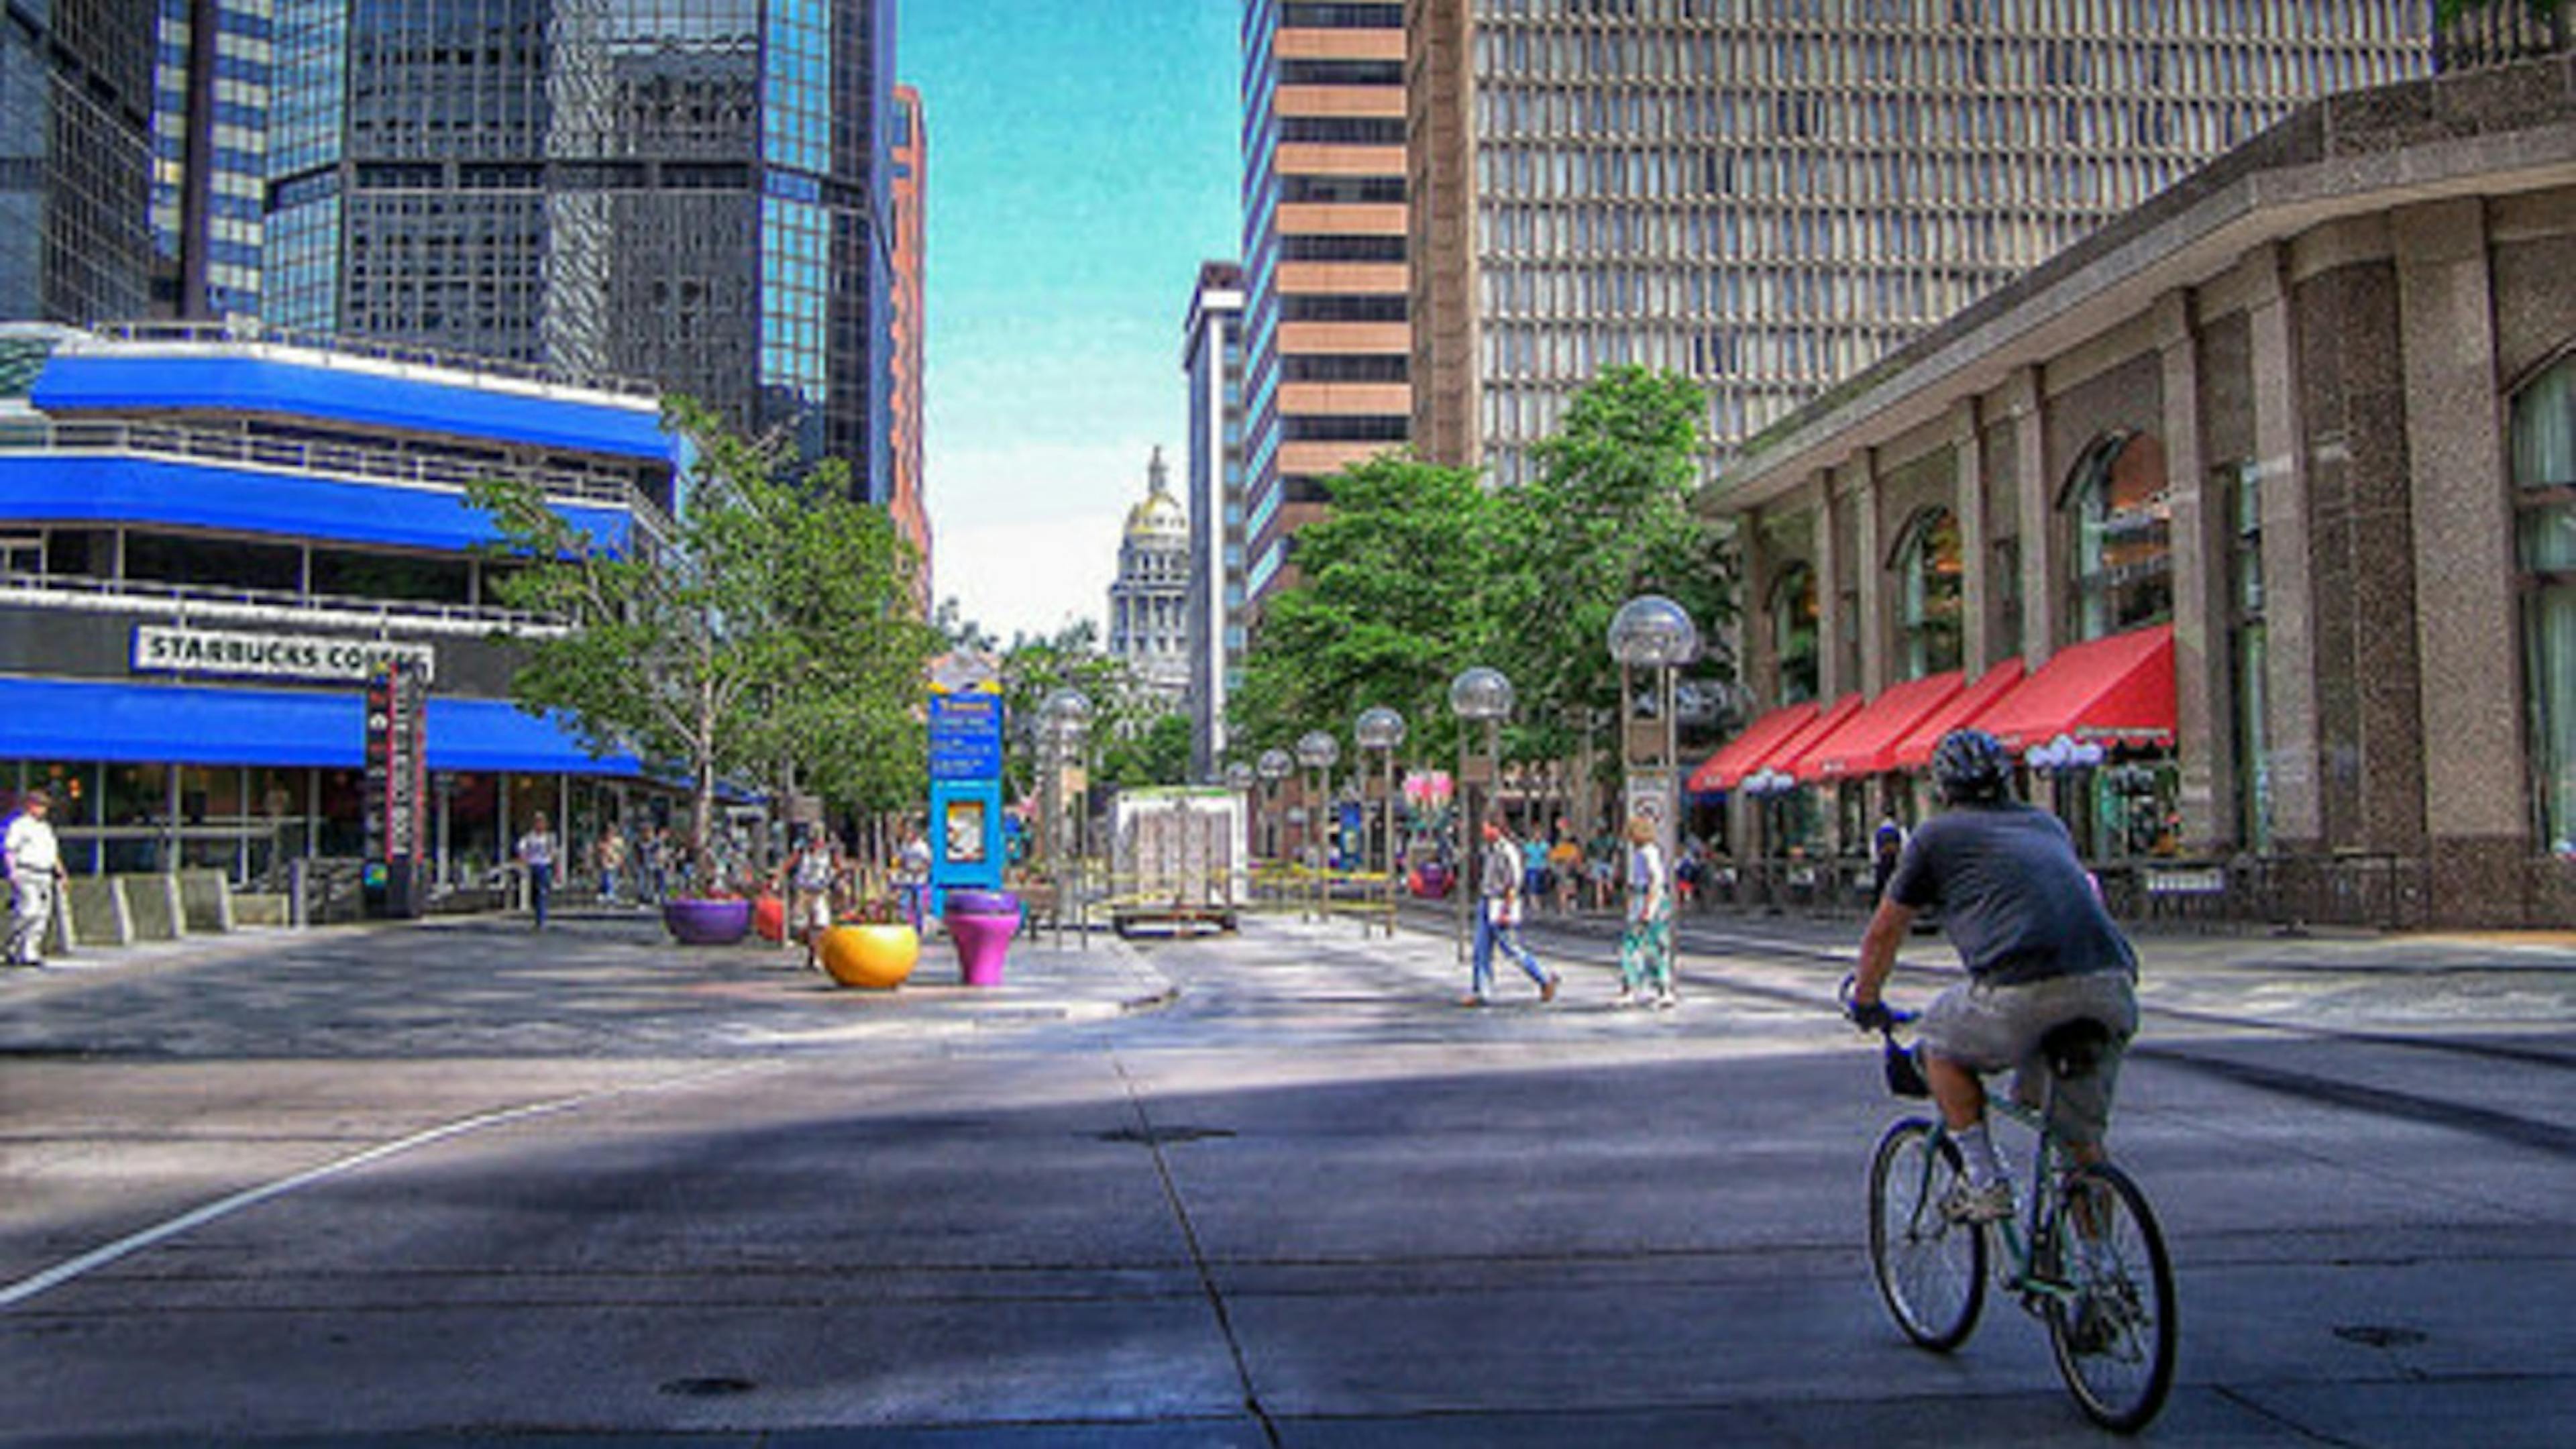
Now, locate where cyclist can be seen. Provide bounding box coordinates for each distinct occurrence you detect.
[1844,728,2139,1223]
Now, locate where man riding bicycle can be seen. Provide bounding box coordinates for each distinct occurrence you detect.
[1845,728,2140,1223]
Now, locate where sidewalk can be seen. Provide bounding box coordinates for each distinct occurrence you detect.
[0,907,1179,1059]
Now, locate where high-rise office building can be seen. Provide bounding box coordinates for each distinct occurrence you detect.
[1239,0,1409,612]
[264,0,898,494]
[1407,1,2435,486]
[152,0,272,321]
[889,82,930,594]
[0,0,158,325]
[1182,261,1246,780]
[1110,449,1191,708]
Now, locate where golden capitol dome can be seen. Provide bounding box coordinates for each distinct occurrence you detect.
[1123,447,1186,545]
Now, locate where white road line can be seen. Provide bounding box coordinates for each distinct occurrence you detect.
[0,1062,772,1312]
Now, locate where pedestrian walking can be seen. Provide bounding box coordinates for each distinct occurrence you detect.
[595,822,629,906]
[775,826,846,971]
[1616,816,1677,1008]
[1467,813,1558,1007]
[515,811,559,929]
[4,788,68,967]
[1548,825,1582,915]
[1871,810,1909,902]
[893,819,933,933]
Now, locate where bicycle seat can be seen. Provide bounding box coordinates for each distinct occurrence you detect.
[2041,1018,2117,1081]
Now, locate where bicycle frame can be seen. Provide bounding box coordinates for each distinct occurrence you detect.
[1906,1076,2088,1317]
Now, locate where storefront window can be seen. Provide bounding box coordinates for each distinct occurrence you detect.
[2512,354,2576,851]
[2065,431,2174,641]
[103,763,169,872]
[1893,506,1963,678]
[1772,561,1819,704]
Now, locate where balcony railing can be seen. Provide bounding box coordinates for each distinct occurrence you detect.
[79,319,663,401]
[0,568,565,638]
[0,417,655,512]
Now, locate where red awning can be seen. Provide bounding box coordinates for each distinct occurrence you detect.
[1796,672,1968,781]
[1687,700,1819,794]
[1891,659,2027,769]
[1768,694,1868,783]
[1975,624,2177,750]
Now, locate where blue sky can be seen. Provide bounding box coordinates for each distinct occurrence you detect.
[906,2,1242,643]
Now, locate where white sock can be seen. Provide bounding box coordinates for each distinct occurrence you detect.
[1954,1122,2006,1188]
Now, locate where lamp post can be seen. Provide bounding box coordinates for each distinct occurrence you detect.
[1222,759,1256,916]
[1608,593,1699,861]
[1295,729,1340,922]
[1040,687,1091,948]
[1256,747,1293,902]
[1355,706,1406,937]
[1448,665,1514,963]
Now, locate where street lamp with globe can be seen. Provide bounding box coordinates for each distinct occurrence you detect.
[1040,687,1092,945]
[1355,706,1407,934]
[1607,593,1699,861]
[1256,747,1294,873]
[1448,665,1514,961]
[1295,729,1341,920]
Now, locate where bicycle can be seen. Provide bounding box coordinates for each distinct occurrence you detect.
[1849,989,2178,1433]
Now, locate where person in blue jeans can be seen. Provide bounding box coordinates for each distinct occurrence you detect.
[515,811,559,930]
[1467,814,1558,1007]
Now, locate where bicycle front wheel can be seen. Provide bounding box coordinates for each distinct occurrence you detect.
[2045,1162,2178,1433]
[1868,1117,1987,1350]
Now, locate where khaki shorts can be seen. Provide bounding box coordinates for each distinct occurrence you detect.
[1919,970,2139,1145]
[788,888,834,934]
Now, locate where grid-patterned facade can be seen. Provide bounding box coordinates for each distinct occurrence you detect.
[1240,0,1410,611]
[152,0,272,320]
[264,0,895,489]
[0,0,157,326]
[1183,261,1246,780]
[1409,0,2436,488]
[888,83,929,596]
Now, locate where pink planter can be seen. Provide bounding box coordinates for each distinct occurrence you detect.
[945,906,1020,987]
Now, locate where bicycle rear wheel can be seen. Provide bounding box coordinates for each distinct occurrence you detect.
[1868,1117,1987,1350]
[2045,1163,2177,1432]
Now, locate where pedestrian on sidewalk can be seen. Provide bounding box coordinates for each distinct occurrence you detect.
[1468,813,1558,1006]
[1617,816,1677,1008]
[515,811,559,930]
[893,819,932,933]
[1548,824,1582,915]
[1871,810,1909,902]
[595,822,629,906]
[5,788,68,966]
[776,826,846,971]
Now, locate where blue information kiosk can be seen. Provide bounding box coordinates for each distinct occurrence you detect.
[926,679,1006,916]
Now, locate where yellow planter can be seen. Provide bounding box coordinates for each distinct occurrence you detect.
[817,923,920,989]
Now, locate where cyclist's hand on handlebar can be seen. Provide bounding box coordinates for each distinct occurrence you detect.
[1846,996,1897,1032]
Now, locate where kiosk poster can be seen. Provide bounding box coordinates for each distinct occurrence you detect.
[929,692,1004,780]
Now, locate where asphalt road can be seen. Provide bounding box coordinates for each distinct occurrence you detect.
[2,910,2572,1446]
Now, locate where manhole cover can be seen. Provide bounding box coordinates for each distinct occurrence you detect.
[2334,1325,2429,1349]
[659,1377,756,1398]
[1096,1124,1236,1146]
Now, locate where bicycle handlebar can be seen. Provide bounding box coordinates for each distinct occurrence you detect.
[1837,972,1918,1032]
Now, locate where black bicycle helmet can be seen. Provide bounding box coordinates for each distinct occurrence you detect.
[1930,727,2010,804]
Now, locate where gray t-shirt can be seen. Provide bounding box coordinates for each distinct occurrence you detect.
[1886,802,2137,987]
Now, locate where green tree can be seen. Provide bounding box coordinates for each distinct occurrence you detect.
[1102,712,1194,789]
[1485,366,1735,774]
[470,398,937,881]
[993,619,1162,800]
[1229,453,1495,767]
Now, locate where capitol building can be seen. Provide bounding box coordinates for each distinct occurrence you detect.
[1108,449,1190,708]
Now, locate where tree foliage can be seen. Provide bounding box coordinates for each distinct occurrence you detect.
[1485,366,1735,763]
[1228,453,1495,765]
[989,619,1185,797]
[470,398,938,877]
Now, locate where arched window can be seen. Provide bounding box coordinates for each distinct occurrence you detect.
[1771,560,1820,704]
[1890,506,1963,678]
[2062,431,2172,640]
[2512,353,2576,849]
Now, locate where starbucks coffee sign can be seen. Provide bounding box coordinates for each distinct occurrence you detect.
[132,625,436,684]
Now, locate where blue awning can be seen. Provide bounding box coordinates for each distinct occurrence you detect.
[0,677,639,775]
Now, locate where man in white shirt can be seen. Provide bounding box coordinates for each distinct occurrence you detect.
[5,788,68,966]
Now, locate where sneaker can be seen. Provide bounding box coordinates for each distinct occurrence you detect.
[1652,989,1679,1010]
[1456,993,1489,1008]
[1942,1179,2015,1224]
[1612,987,1637,1008]
[1539,974,1560,1004]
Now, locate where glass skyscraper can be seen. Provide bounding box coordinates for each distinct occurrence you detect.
[0,0,158,325]
[264,0,896,492]
[152,0,272,321]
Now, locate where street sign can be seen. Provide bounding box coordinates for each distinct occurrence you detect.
[929,692,1004,780]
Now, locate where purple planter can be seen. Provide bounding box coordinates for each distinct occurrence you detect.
[944,905,1021,987]
[944,889,1020,916]
[663,897,753,945]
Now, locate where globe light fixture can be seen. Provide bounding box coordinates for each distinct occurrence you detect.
[1607,593,1700,668]
[1448,665,1514,722]
[1354,706,1407,936]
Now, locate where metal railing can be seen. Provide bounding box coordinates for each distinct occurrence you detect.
[0,417,655,511]
[0,568,561,637]
[1696,851,2436,933]
[83,319,663,400]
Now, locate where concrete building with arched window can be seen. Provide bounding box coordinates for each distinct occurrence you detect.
[1697,53,2576,930]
